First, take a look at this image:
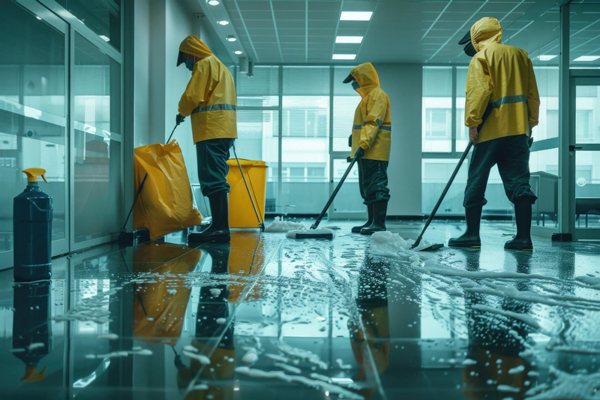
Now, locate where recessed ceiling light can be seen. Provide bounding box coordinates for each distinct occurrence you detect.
[208,0,220,5]
[340,11,372,21]
[99,35,110,42]
[333,54,356,60]
[336,36,363,44]
[218,20,229,26]
[36,16,42,20]
[226,36,237,42]
[539,55,557,61]
[573,55,600,62]
[234,50,243,55]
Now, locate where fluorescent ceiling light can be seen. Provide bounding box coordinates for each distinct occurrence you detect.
[208,0,220,5]
[333,54,356,60]
[99,35,110,42]
[573,55,600,62]
[539,55,557,61]
[336,36,363,44]
[218,20,229,26]
[340,11,372,21]
[226,36,237,42]
[234,50,243,55]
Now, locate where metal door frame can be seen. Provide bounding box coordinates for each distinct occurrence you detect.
[569,72,600,240]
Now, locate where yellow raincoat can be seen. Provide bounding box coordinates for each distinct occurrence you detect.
[465,17,540,144]
[350,63,392,161]
[178,35,237,144]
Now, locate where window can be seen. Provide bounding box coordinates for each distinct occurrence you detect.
[73,33,122,243]
[281,67,330,213]
[232,67,280,211]
[533,67,559,141]
[576,109,593,141]
[425,108,452,138]
[56,0,121,51]
[423,67,452,152]
[233,66,361,215]
[237,66,279,107]
[422,159,468,215]
[333,67,360,152]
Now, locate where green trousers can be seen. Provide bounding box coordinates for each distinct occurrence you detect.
[358,159,391,205]
[196,138,235,197]
[464,134,537,209]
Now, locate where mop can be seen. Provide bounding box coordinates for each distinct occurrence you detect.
[411,142,472,251]
[288,152,362,240]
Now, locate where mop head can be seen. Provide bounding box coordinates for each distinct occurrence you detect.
[286,228,335,240]
[265,217,307,233]
[370,231,432,257]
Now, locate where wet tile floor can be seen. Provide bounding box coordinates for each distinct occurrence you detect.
[1,220,599,400]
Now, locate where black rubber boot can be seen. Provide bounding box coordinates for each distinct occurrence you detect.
[360,201,387,235]
[189,192,231,243]
[448,206,482,248]
[352,204,374,233]
[505,200,533,251]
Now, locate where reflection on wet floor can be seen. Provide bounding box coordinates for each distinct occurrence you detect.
[0,221,599,399]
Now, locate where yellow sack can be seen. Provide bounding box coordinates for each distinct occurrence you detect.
[133,140,201,239]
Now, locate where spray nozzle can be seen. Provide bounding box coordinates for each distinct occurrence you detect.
[23,168,48,183]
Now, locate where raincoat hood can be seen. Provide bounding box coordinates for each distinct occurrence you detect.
[350,62,380,97]
[470,17,502,53]
[178,35,212,64]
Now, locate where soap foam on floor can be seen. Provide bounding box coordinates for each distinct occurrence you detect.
[369,231,433,258]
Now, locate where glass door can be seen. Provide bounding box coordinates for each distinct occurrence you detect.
[571,76,600,241]
[0,0,70,267]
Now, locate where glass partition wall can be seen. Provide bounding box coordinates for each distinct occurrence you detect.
[231,65,364,217]
[0,0,123,267]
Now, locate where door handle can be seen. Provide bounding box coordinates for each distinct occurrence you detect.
[569,145,583,151]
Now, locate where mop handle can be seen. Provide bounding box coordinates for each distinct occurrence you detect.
[311,154,359,230]
[120,123,179,235]
[411,103,492,248]
[412,142,472,248]
[232,143,265,231]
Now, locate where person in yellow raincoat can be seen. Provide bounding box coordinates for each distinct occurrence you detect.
[449,17,540,251]
[177,35,237,243]
[343,63,392,235]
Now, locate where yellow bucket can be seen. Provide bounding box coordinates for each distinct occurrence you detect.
[226,159,267,228]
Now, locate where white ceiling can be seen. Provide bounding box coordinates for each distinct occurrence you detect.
[197,0,600,66]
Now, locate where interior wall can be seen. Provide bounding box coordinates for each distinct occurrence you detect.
[374,63,423,216]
